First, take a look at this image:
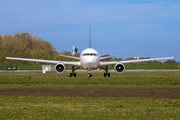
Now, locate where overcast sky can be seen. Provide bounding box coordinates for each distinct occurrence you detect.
[0,0,180,61]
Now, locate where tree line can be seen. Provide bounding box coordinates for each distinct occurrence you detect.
[0,32,60,65]
[0,32,178,65]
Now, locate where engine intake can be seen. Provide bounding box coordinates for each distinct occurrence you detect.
[55,63,65,74]
[114,63,125,73]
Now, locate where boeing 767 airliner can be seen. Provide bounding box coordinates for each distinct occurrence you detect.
[6,48,174,77]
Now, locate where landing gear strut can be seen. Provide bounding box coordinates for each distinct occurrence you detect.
[101,66,110,77]
[70,66,79,77]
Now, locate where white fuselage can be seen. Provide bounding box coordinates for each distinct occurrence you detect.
[80,48,100,70]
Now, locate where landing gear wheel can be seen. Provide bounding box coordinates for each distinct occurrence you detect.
[70,73,76,77]
[87,73,92,77]
[108,73,110,77]
[104,73,110,77]
[104,73,106,77]
[101,66,111,77]
[90,73,92,77]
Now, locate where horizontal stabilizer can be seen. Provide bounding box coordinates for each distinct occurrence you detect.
[100,55,120,60]
[60,55,80,60]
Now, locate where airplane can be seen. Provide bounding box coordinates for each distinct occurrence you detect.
[6,50,174,77]
[5,27,174,77]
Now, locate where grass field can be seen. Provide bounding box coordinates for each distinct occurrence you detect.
[0,71,180,119]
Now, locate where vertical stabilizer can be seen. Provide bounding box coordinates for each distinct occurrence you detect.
[89,25,91,48]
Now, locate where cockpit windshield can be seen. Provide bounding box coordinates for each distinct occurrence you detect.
[83,53,97,56]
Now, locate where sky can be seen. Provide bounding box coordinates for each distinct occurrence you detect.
[0,0,180,61]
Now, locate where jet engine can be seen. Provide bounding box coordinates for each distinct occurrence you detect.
[114,63,125,73]
[55,63,65,74]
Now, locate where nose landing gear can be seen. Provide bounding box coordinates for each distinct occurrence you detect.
[87,67,92,77]
[87,71,92,77]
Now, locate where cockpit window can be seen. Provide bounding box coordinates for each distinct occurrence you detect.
[83,53,89,56]
[83,53,96,56]
[91,53,96,56]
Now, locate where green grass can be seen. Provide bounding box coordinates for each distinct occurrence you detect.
[0,71,180,119]
[0,71,180,88]
[0,96,179,120]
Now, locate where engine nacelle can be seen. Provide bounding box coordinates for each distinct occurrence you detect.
[55,63,65,74]
[114,63,125,73]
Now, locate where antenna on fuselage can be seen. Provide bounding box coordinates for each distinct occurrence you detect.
[89,25,91,48]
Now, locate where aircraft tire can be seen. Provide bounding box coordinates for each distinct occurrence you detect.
[108,73,110,77]
[87,73,92,77]
[70,73,72,77]
[104,73,106,77]
[74,73,76,77]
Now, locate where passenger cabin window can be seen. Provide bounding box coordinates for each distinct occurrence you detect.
[83,53,96,56]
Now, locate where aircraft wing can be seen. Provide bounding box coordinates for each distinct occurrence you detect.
[100,57,174,66]
[120,57,174,64]
[6,57,80,66]
[60,55,80,60]
[100,61,117,66]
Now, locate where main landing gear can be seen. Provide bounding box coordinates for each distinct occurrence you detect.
[104,73,110,77]
[70,66,110,77]
[101,66,110,77]
[70,66,79,77]
[70,73,76,77]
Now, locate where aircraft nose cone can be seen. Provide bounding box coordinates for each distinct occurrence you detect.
[81,57,98,68]
[86,58,95,64]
